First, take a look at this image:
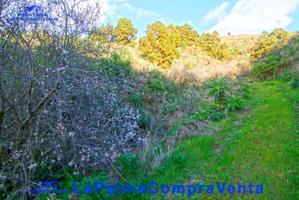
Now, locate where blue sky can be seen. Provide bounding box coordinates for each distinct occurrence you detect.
[103,0,299,37]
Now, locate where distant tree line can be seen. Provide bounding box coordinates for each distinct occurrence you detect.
[90,18,233,68]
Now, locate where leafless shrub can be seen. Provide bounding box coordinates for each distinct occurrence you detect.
[0,0,143,199]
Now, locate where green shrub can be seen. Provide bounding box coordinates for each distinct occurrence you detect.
[138,110,151,130]
[114,153,143,178]
[147,78,166,92]
[162,102,180,113]
[208,102,226,121]
[128,93,144,109]
[241,83,250,99]
[250,30,299,79]
[279,71,293,82]
[193,110,208,121]
[206,78,246,120]
[290,77,299,89]
[146,73,177,96]
[97,52,131,77]
[252,44,296,78]
[226,96,243,112]
[169,151,187,165]
[207,78,229,103]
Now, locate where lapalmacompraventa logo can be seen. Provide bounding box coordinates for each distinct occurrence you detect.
[7,5,58,23]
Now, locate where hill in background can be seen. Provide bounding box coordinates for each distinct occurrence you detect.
[120,34,261,83]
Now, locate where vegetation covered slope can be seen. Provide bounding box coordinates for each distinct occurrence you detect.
[251,31,299,78]
[50,79,299,200]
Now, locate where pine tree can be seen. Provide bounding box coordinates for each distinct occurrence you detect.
[89,23,114,45]
[176,24,199,47]
[199,31,231,61]
[88,23,114,55]
[113,18,137,46]
[139,21,178,68]
[167,24,182,48]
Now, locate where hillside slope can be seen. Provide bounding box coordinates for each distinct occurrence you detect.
[123,35,260,83]
[51,79,299,200]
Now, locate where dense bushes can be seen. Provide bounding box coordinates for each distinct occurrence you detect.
[251,28,291,60]
[252,32,299,78]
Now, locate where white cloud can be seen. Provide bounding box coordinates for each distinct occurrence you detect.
[207,0,299,35]
[136,8,157,17]
[109,0,159,18]
[122,1,134,11]
[204,2,230,21]
[157,17,170,23]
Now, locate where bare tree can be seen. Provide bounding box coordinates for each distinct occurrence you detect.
[0,0,142,199]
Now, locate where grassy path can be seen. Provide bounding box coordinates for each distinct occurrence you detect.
[146,80,298,199]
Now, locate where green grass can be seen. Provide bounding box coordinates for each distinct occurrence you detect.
[36,80,299,200]
[144,80,298,200]
[136,80,298,199]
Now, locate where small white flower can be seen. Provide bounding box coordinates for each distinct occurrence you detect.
[29,163,37,169]
[68,132,75,136]
[68,161,74,166]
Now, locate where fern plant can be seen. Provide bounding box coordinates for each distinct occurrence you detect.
[207,78,229,103]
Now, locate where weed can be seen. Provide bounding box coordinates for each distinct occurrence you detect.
[208,102,226,121]
[226,96,243,112]
[193,110,208,121]
[290,77,299,89]
[128,93,144,109]
[138,110,151,129]
[114,153,144,178]
[207,78,229,103]
[147,78,166,92]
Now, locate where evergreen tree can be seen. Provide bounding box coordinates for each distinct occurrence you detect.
[139,21,178,68]
[89,23,114,45]
[88,23,114,55]
[113,18,137,46]
[167,24,182,48]
[176,24,199,47]
[199,31,231,61]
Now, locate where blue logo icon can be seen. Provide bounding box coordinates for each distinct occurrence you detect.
[24,5,41,12]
